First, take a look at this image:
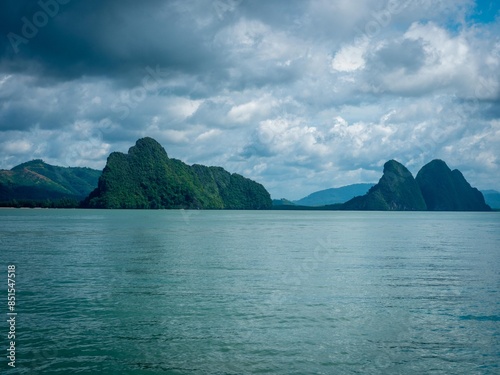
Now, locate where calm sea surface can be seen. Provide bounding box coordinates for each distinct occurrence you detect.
[0,210,499,374]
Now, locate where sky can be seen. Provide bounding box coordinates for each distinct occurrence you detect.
[1,0,499,200]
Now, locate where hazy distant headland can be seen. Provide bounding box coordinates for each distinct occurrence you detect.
[0,137,496,211]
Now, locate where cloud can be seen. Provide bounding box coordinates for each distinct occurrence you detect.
[332,39,369,72]
[0,0,499,199]
[227,96,277,123]
[368,38,426,74]
[1,139,32,155]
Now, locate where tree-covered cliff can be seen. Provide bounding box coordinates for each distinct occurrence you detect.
[82,137,272,209]
[415,159,491,211]
[342,160,427,210]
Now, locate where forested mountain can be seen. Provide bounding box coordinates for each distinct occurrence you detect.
[0,159,101,207]
[342,160,428,210]
[339,159,491,211]
[416,160,491,211]
[83,137,272,209]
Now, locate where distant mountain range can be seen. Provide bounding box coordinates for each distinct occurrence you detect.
[482,190,500,209]
[293,183,374,206]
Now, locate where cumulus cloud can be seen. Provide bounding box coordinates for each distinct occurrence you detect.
[332,39,369,72]
[0,0,499,199]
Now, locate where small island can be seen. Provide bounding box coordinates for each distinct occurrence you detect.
[82,137,272,209]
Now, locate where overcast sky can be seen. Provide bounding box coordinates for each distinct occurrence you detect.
[1,0,499,199]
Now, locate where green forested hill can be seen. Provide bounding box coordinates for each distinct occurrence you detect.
[339,159,491,211]
[342,160,427,210]
[83,137,272,209]
[0,159,101,206]
[416,160,491,211]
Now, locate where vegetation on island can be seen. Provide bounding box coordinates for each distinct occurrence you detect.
[415,159,491,211]
[276,159,492,212]
[342,160,428,210]
[339,159,491,211]
[0,159,101,208]
[0,143,494,211]
[82,137,272,209]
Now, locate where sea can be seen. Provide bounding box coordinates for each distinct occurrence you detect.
[0,209,499,374]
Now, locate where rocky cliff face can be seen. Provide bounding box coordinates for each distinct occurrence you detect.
[342,160,427,211]
[415,160,491,211]
[83,137,272,209]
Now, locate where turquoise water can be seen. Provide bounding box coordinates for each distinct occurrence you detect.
[0,210,499,374]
